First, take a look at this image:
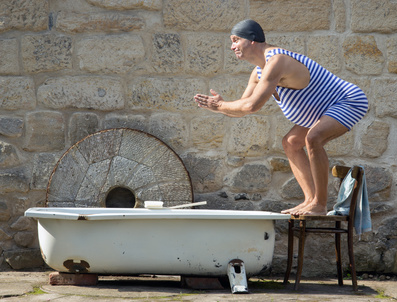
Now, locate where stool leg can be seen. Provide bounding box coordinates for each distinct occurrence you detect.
[335,221,343,286]
[294,220,306,290]
[284,219,294,284]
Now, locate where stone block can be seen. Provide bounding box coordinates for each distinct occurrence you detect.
[0,201,11,221]
[226,115,270,156]
[0,116,24,138]
[370,216,397,273]
[325,129,355,156]
[333,0,346,33]
[226,156,244,168]
[280,177,304,200]
[37,76,124,110]
[191,115,225,149]
[0,0,48,33]
[50,0,97,13]
[351,0,397,34]
[182,153,223,193]
[0,166,30,193]
[77,35,145,73]
[152,33,183,73]
[13,231,35,248]
[4,248,44,270]
[21,33,72,73]
[250,0,331,32]
[56,11,145,33]
[185,33,223,76]
[10,216,35,232]
[87,0,162,10]
[266,35,306,55]
[343,35,384,75]
[307,35,341,73]
[128,77,204,113]
[0,39,19,75]
[24,111,65,152]
[225,162,271,193]
[372,79,397,118]
[163,0,245,31]
[31,153,59,190]
[0,229,12,241]
[103,114,146,132]
[259,199,289,214]
[49,272,98,286]
[270,157,291,172]
[209,75,251,103]
[0,77,35,110]
[69,112,100,144]
[0,141,20,168]
[364,166,392,201]
[359,121,389,158]
[387,37,397,74]
[149,113,188,151]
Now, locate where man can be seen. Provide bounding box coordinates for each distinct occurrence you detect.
[194,19,368,215]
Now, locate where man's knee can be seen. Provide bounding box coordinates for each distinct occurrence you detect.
[305,131,324,150]
[282,134,292,152]
[282,133,304,152]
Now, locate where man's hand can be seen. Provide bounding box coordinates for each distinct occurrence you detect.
[194,89,224,112]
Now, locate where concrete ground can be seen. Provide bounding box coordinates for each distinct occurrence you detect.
[1,270,396,301]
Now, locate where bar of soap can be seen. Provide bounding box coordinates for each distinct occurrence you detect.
[144,201,164,208]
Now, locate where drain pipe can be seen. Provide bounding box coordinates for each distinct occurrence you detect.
[227,259,249,294]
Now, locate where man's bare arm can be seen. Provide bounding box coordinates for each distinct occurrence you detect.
[194,56,283,117]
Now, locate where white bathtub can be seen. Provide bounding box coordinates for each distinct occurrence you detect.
[25,207,289,282]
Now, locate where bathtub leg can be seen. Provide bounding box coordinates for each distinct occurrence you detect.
[227,259,249,294]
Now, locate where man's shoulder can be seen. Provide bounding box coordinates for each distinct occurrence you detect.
[265,50,296,67]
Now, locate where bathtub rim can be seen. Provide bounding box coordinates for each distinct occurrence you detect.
[25,207,290,221]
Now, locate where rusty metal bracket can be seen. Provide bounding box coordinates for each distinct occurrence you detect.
[63,259,90,273]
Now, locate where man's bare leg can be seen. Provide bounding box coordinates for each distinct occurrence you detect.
[294,116,348,215]
[281,125,315,214]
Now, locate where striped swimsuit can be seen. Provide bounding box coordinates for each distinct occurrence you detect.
[257,48,368,130]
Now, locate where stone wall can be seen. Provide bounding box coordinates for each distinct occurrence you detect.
[0,0,396,277]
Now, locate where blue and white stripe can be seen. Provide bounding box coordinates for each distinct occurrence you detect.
[257,48,368,130]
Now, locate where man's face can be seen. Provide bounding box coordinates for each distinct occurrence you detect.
[230,35,252,60]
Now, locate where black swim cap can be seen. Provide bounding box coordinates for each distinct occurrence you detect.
[231,19,265,43]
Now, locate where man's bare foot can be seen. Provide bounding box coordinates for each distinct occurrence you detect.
[293,203,327,216]
[281,203,305,214]
[281,200,311,214]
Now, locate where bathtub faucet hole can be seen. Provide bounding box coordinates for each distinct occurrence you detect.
[106,187,136,208]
